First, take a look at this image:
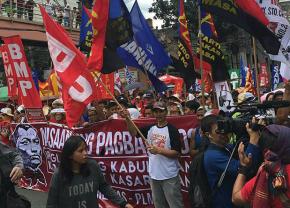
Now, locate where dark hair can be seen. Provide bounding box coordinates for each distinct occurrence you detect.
[201,115,219,133]
[265,92,274,101]
[59,136,90,184]
[185,100,200,112]
[273,91,283,101]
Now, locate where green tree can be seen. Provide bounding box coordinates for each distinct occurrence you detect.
[149,0,198,31]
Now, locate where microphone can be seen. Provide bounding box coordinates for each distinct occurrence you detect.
[257,100,290,109]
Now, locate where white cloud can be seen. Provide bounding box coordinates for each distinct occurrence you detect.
[125,0,163,28]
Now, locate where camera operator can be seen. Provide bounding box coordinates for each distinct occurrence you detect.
[201,115,261,208]
[232,124,290,207]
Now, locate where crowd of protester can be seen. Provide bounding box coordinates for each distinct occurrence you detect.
[1,81,290,207]
[0,0,81,27]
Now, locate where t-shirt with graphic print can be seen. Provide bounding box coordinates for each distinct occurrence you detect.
[46,159,127,208]
[141,123,182,180]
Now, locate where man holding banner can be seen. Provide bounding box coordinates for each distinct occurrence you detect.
[123,101,184,208]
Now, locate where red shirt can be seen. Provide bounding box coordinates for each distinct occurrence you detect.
[241,165,290,208]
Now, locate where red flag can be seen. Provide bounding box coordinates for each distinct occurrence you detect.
[87,0,109,71]
[94,73,114,100]
[177,0,212,88]
[0,45,18,98]
[39,5,98,127]
[202,71,213,93]
[244,67,257,95]
[235,0,269,26]
[2,36,42,108]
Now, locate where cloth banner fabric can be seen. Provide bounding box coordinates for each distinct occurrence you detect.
[117,1,170,93]
[214,81,235,112]
[256,0,290,67]
[40,5,99,127]
[176,0,197,88]
[159,74,184,95]
[280,61,290,81]
[229,68,240,89]
[2,36,42,108]
[198,11,229,82]
[273,64,284,89]
[10,116,198,208]
[200,0,280,55]
[259,63,270,87]
[79,6,93,52]
[0,45,18,98]
[95,73,115,100]
[87,0,109,71]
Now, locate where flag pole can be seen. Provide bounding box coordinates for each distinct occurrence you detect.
[198,5,205,109]
[252,37,261,102]
[93,72,149,146]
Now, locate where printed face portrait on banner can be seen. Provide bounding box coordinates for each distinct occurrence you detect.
[11,124,47,188]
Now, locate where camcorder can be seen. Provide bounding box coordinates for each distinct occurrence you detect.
[216,100,290,138]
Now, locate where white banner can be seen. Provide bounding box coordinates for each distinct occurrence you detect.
[257,0,290,67]
[214,81,234,112]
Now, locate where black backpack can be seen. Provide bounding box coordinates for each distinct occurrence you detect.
[188,152,213,208]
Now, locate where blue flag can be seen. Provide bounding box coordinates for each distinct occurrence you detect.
[79,6,92,52]
[125,66,136,86]
[240,57,246,87]
[106,0,133,49]
[271,64,283,90]
[117,1,170,92]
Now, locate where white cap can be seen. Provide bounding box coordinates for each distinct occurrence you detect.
[50,108,65,114]
[17,105,25,113]
[127,108,141,120]
[1,107,14,117]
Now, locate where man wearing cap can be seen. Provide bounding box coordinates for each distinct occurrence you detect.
[51,99,64,109]
[143,93,155,106]
[49,108,66,125]
[106,101,120,119]
[123,101,184,208]
[0,108,14,145]
[14,105,26,123]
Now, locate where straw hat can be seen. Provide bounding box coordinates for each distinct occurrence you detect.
[52,99,63,107]
[1,107,14,117]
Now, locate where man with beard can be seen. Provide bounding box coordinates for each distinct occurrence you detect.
[11,124,46,188]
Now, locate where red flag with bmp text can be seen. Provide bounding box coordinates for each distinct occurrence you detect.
[0,44,18,98]
[40,5,98,127]
[2,36,42,108]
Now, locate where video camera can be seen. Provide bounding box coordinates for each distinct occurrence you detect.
[216,100,290,138]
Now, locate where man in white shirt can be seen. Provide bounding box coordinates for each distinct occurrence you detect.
[124,101,184,208]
